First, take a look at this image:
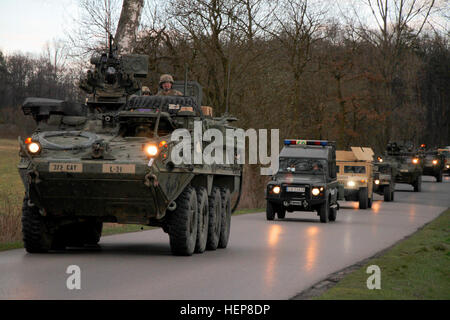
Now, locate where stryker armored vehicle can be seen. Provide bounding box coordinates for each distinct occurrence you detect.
[18,42,243,256]
[420,150,445,182]
[383,142,423,192]
[437,147,450,175]
[265,139,339,223]
[336,147,375,209]
[373,160,396,201]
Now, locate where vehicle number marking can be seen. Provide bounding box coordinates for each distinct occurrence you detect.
[49,163,82,173]
[287,187,305,192]
[102,164,135,174]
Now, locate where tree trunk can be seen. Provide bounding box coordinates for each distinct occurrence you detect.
[115,0,144,54]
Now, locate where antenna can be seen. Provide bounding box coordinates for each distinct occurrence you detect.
[184,64,188,96]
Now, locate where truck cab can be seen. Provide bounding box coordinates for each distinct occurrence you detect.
[265,139,339,223]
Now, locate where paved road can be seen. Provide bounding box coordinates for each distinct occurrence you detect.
[0,176,449,299]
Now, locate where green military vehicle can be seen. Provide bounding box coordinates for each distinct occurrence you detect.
[438,147,450,175]
[18,42,243,256]
[419,149,445,182]
[265,139,339,223]
[373,160,396,201]
[383,142,423,192]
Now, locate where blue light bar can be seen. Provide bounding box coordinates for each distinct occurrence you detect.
[284,139,329,146]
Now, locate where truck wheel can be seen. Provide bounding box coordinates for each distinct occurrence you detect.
[22,197,53,253]
[277,206,286,219]
[358,188,368,209]
[368,192,373,208]
[218,188,231,249]
[436,172,443,183]
[206,187,222,250]
[328,206,337,222]
[384,186,391,202]
[266,201,275,221]
[168,186,198,256]
[318,199,329,223]
[195,187,209,253]
[413,176,422,192]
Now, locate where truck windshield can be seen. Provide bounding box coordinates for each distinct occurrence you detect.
[344,166,366,174]
[279,158,327,174]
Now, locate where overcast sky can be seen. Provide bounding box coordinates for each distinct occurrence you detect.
[0,0,79,55]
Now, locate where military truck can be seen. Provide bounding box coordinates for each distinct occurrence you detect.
[421,150,445,182]
[18,42,243,256]
[437,148,450,175]
[336,147,375,209]
[383,142,423,192]
[265,139,339,223]
[373,161,396,201]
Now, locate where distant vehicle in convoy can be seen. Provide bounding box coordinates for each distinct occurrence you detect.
[437,147,450,175]
[420,150,445,182]
[384,142,423,192]
[336,147,375,209]
[373,160,396,201]
[265,140,339,223]
[17,41,243,256]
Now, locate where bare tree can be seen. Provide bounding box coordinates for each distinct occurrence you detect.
[115,0,144,53]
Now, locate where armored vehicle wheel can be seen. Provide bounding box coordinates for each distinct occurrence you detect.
[218,188,231,249]
[358,188,368,209]
[22,197,53,253]
[328,206,337,222]
[206,187,222,250]
[436,171,443,183]
[384,186,392,202]
[168,186,198,256]
[277,207,286,219]
[413,176,422,192]
[195,187,209,253]
[266,201,275,221]
[318,198,329,223]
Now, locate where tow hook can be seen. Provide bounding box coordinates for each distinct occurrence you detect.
[144,173,158,188]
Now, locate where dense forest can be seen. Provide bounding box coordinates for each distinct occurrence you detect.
[0,0,448,207]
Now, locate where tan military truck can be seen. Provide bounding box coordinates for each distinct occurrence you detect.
[336,147,375,209]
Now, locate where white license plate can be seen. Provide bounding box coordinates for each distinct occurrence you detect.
[287,187,305,192]
[49,163,82,173]
[102,164,135,174]
[290,201,303,205]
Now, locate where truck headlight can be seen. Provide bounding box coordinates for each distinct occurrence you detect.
[272,186,281,194]
[347,180,355,187]
[375,179,380,185]
[312,187,320,196]
[432,159,438,165]
[412,158,419,164]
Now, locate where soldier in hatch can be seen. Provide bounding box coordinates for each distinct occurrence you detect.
[156,74,183,96]
[141,86,151,96]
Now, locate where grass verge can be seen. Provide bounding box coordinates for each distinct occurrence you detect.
[314,208,450,300]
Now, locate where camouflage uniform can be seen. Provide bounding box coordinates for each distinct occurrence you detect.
[156,74,183,96]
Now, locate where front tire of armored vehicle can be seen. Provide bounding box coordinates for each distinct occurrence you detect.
[318,198,329,223]
[206,187,222,250]
[218,188,231,249]
[358,188,369,209]
[266,201,275,221]
[195,187,209,253]
[22,197,53,253]
[413,176,422,192]
[167,186,198,256]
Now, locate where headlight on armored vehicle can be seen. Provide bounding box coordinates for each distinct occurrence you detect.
[412,158,419,164]
[312,187,320,196]
[432,159,438,165]
[144,144,159,157]
[272,186,281,194]
[347,180,356,187]
[447,165,450,169]
[375,179,380,185]
[27,142,41,154]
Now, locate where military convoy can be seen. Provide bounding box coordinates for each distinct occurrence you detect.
[18,43,243,255]
[336,147,375,209]
[438,147,450,175]
[265,140,339,223]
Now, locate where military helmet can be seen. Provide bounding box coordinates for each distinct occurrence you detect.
[159,74,174,85]
[141,86,150,94]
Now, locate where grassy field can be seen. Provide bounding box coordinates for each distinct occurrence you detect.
[315,208,450,300]
[0,138,263,251]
